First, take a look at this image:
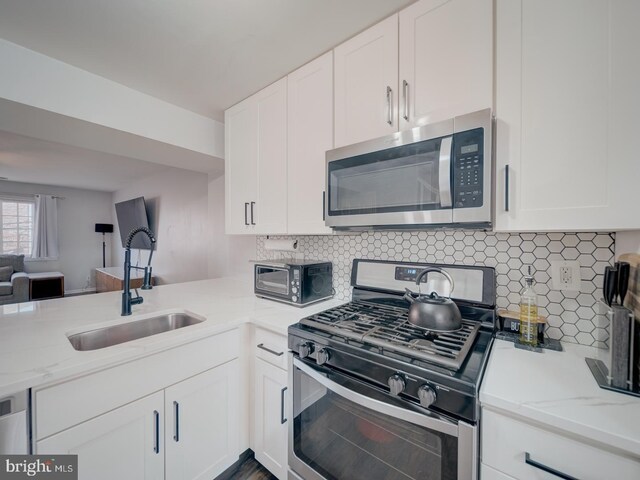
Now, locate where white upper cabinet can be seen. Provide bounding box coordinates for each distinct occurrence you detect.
[495,0,640,232]
[399,0,493,129]
[287,52,334,235]
[334,15,399,148]
[225,78,287,235]
[225,97,258,234]
[254,78,288,234]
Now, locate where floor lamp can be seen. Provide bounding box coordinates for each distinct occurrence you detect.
[95,223,114,268]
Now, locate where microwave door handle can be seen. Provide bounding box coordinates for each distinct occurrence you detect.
[438,136,453,208]
[293,358,458,437]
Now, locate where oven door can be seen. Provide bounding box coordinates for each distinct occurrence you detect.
[325,120,454,229]
[288,356,477,480]
[255,265,290,299]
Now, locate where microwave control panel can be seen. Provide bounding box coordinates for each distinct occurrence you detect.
[452,128,484,209]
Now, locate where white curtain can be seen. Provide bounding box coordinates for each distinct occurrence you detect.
[32,195,59,259]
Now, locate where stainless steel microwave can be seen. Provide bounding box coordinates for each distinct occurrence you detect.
[325,109,492,230]
[254,260,333,307]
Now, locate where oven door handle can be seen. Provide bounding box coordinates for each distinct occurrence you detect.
[438,136,453,208]
[293,358,459,437]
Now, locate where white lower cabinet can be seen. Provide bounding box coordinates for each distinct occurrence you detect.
[37,391,165,480]
[165,360,240,480]
[34,332,242,480]
[253,328,289,480]
[480,464,515,480]
[481,408,640,480]
[254,358,288,479]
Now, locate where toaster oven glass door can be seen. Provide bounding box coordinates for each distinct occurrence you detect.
[255,266,289,296]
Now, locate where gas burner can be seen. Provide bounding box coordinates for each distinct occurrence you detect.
[300,300,480,370]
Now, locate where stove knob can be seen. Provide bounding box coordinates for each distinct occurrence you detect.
[418,385,437,408]
[298,342,313,359]
[316,348,330,365]
[388,374,406,396]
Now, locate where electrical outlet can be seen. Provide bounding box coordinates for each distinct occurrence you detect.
[551,260,581,291]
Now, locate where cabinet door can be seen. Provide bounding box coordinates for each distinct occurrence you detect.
[165,360,240,480]
[334,15,399,147]
[254,78,288,234]
[225,96,258,234]
[253,358,288,480]
[399,0,492,129]
[37,392,164,480]
[287,52,334,235]
[495,0,640,231]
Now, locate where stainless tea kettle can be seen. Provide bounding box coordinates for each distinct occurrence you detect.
[403,267,462,332]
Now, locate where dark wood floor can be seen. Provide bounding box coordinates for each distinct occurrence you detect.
[221,456,277,480]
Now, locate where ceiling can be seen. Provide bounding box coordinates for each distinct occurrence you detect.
[0,0,415,121]
[0,130,175,192]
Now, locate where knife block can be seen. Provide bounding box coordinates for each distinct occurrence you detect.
[608,305,635,389]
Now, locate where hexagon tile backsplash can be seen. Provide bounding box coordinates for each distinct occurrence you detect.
[256,232,615,347]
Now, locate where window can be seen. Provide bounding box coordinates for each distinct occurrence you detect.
[0,198,35,257]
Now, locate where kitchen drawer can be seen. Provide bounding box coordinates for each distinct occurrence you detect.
[34,328,239,440]
[482,409,640,480]
[254,328,288,370]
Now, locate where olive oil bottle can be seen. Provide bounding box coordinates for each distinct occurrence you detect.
[519,267,538,346]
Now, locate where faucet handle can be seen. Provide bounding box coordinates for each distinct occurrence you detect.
[141,266,153,290]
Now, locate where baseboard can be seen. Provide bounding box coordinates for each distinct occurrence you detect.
[64,288,97,296]
[214,449,255,480]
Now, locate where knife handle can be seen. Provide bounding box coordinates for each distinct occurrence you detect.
[604,266,618,307]
[618,262,630,305]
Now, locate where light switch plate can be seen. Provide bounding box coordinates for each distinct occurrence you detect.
[550,260,582,291]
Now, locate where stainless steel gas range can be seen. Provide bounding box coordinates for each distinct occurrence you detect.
[287,259,496,480]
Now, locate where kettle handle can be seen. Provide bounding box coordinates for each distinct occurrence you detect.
[415,268,455,295]
[404,288,417,304]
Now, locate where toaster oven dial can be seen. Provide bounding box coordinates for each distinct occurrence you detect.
[298,342,313,359]
[316,348,330,366]
[291,286,298,294]
[388,374,406,396]
[418,385,437,408]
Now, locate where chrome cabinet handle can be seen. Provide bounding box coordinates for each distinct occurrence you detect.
[525,453,577,480]
[504,164,510,212]
[257,343,284,357]
[402,80,409,121]
[153,410,160,454]
[386,86,393,125]
[280,387,288,424]
[438,137,453,208]
[244,203,249,225]
[250,201,256,225]
[173,401,180,442]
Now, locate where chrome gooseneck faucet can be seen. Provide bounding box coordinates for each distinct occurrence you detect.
[122,226,156,316]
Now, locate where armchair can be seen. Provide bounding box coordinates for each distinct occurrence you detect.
[0,255,30,305]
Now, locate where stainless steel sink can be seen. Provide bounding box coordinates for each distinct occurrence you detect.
[67,312,205,351]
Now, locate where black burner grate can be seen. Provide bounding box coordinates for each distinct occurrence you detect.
[300,301,480,370]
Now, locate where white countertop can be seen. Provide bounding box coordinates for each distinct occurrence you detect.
[480,339,640,459]
[0,275,345,397]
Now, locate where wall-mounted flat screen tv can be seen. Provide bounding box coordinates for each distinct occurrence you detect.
[114,196,153,249]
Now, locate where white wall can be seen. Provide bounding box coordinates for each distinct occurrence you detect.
[615,231,640,259]
[207,175,256,278]
[0,181,113,292]
[112,168,211,285]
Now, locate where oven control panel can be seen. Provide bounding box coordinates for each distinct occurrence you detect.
[452,128,484,209]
